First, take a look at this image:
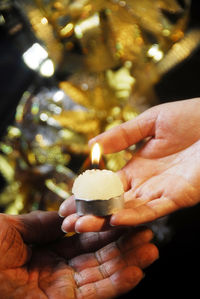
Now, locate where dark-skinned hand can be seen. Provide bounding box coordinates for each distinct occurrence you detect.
[0,211,158,299]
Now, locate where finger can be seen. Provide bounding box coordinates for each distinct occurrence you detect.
[69,228,154,272]
[76,266,143,299]
[61,214,109,234]
[59,196,76,217]
[61,213,80,233]
[110,170,197,226]
[117,168,130,192]
[0,215,31,269]
[12,211,64,244]
[110,196,178,226]
[124,192,150,208]
[109,266,143,296]
[69,242,120,273]
[75,215,111,233]
[89,108,157,154]
[118,155,168,194]
[52,230,124,260]
[125,243,159,269]
[117,227,154,251]
[123,179,158,207]
[72,242,158,287]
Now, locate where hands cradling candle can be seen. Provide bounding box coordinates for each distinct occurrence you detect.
[59,98,200,233]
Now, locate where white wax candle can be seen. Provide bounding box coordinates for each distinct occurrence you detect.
[72,169,124,200]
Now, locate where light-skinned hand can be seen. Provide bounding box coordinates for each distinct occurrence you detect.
[59,98,200,232]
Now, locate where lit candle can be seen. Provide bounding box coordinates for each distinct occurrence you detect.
[72,143,124,216]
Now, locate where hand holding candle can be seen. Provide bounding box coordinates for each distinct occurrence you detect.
[60,99,200,233]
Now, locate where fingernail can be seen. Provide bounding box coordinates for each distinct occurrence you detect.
[61,226,67,233]
[58,211,64,218]
[110,218,117,227]
[110,223,117,227]
[58,203,65,217]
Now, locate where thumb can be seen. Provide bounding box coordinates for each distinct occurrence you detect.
[89,107,158,154]
[15,211,64,244]
[0,214,30,269]
[0,211,64,269]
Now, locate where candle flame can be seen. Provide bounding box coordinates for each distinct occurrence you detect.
[91,143,101,165]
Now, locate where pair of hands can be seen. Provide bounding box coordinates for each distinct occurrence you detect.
[0,211,158,299]
[59,98,200,233]
[2,98,199,299]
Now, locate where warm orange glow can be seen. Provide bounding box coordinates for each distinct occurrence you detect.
[91,143,101,165]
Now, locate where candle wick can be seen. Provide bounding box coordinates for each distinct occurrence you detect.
[91,163,99,169]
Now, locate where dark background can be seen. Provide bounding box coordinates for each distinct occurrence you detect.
[0,0,200,297]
